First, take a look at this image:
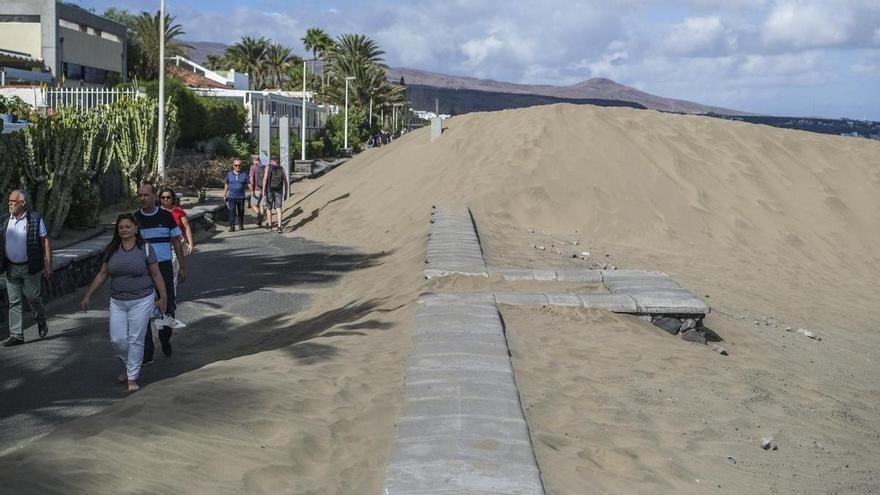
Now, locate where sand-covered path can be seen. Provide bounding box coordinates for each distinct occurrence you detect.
[0,225,380,451]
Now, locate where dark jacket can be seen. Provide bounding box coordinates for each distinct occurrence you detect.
[0,210,46,274]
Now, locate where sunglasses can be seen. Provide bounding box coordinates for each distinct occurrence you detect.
[160,195,173,200]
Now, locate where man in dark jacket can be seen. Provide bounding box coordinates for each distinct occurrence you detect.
[1,190,52,346]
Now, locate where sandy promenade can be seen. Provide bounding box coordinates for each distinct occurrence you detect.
[1,103,878,493]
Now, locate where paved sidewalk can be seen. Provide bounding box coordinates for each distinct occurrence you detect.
[0,226,386,451]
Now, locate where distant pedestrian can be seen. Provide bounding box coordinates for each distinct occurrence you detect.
[80,214,168,393]
[1,190,52,346]
[159,187,193,295]
[262,158,288,234]
[224,159,248,232]
[248,157,268,228]
[134,184,185,362]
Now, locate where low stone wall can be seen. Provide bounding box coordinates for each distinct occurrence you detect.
[0,202,227,328]
[291,158,349,182]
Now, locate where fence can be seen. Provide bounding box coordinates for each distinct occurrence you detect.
[44,86,142,111]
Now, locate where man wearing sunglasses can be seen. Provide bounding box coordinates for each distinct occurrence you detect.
[1,190,52,346]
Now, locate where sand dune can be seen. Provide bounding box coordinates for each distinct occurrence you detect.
[1,103,878,493]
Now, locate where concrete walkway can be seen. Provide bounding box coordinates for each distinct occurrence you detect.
[424,208,488,279]
[384,206,713,493]
[383,293,544,495]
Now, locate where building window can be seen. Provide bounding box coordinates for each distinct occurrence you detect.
[65,62,84,80]
[84,66,106,84]
[100,32,121,43]
[59,19,79,30]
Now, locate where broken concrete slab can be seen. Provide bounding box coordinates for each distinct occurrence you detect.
[630,293,711,315]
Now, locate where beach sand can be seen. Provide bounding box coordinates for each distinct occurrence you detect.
[1,103,878,493]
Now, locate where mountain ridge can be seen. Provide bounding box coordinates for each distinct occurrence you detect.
[387,67,752,116]
[187,41,747,115]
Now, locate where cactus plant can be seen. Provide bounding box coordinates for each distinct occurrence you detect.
[18,107,86,237]
[111,96,179,196]
[0,96,179,237]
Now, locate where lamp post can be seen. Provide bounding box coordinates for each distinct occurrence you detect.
[344,76,355,150]
[157,0,165,178]
[301,58,307,161]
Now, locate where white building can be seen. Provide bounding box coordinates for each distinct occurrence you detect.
[0,1,127,85]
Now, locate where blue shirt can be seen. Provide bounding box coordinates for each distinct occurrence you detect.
[226,170,248,199]
[134,208,182,263]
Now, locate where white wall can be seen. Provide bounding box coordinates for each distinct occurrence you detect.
[0,22,42,59]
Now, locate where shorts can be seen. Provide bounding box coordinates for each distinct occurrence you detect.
[266,190,284,210]
[250,192,268,208]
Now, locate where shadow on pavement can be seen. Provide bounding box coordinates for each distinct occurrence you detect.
[0,228,394,451]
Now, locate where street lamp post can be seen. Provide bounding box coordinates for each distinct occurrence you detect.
[157,0,165,178]
[344,76,355,150]
[301,58,307,161]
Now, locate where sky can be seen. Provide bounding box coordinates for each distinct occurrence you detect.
[74,0,880,120]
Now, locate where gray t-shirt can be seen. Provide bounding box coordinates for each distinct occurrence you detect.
[107,243,157,301]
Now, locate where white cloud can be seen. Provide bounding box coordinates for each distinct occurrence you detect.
[460,34,504,68]
[739,51,819,76]
[761,0,880,50]
[762,1,852,48]
[662,16,737,56]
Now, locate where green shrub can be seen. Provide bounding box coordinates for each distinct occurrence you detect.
[213,133,254,159]
[65,175,102,229]
[145,79,246,148]
[0,95,35,121]
[323,106,368,155]
[307,139,325,159]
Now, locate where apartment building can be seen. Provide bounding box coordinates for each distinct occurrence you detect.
[0,0,127,85]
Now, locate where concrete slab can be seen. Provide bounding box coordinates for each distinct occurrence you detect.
[531,270,558,281]
[493,269,536,281]
[384,294,544,495]
[494,293,549,306]
[396,415,531,443]
[545,293,583,307]
[630,293,711,315]
[408,354,513,373]
[555,270,603,283]
[424,208,488,278]
[384,459,543,495]
[578,293,639,313]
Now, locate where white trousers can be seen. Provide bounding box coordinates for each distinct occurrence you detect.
[109,292,155,380]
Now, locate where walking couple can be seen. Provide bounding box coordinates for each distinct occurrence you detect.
[226,158,287,234]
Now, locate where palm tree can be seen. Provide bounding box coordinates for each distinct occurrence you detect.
[130,11,192,80]
[329,33,387,77]
[302,28,334,90]
[302,28,334,61]
[224,36,270,89]
[264,43,298,89]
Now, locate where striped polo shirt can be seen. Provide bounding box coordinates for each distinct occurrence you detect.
[134,207,181,263]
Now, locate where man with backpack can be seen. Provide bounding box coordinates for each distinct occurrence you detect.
[262,159,288,234]
[248,157,268,228]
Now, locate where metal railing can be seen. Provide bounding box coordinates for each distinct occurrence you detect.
[44,86,142,111]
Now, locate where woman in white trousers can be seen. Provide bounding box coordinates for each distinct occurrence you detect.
[81,214,167,393]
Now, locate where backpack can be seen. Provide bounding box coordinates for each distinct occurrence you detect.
[268,165,285,191]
